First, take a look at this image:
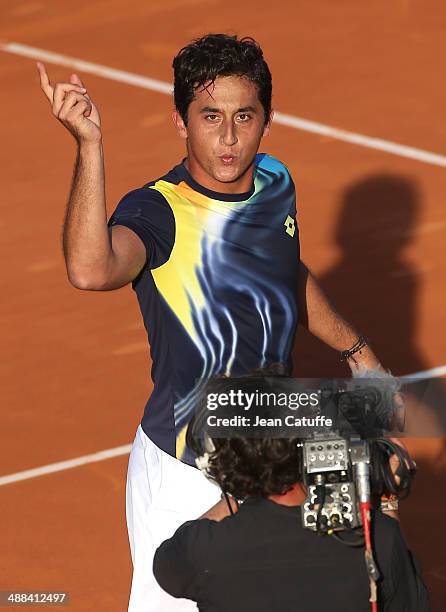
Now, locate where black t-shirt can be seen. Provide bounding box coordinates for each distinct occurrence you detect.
[107,154,300,464]
[153,498,429,611]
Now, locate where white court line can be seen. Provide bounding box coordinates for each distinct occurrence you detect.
[1,363,445,488]
[0,444,132,487]
[401,364,446,380]
[4,42,172,94]
[3,41,446,168]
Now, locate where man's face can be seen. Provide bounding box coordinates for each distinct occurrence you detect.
[173,75,272,193]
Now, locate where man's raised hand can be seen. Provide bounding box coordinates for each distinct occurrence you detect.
[37,62,102,144]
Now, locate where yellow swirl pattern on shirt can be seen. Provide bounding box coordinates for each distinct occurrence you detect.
[175,424,188,460]
[150,180,224,459]
[150,180,213,339]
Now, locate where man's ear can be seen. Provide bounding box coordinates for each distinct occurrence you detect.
[172,110,188,139]
[262,109,274,137]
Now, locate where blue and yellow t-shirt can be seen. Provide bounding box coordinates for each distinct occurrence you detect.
[108,153,300,464]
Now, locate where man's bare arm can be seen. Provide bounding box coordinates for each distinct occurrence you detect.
[63,142,146,290]
[37,62,146,291]
[298,261,382,372]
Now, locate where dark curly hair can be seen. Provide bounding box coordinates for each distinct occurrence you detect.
[206,437,304,499]
[172,33,272,125]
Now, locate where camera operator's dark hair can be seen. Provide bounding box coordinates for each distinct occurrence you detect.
[207,437,303,499]
[172,33,272,125]
[187,362,300,499]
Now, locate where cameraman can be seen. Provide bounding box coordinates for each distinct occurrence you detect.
[153,434,428,611]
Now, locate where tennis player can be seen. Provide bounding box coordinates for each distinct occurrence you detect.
[37,33,384,611]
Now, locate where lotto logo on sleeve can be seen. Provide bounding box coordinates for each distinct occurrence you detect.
[284,215,295,237]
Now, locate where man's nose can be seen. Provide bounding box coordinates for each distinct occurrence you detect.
[219,120,238,146]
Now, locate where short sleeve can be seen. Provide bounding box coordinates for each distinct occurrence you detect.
[107,186,175,270]
[153,519,214,600]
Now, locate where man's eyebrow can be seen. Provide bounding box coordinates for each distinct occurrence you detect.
[200,105,258,114]
[237,106,257,113]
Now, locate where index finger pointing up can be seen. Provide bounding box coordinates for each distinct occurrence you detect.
[70,73,86,89]
[37,62,54,101]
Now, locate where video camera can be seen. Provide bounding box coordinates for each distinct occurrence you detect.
[301,434,373,534]
[300,378,409,537]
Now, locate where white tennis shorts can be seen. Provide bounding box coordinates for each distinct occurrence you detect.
[126,425,221,611]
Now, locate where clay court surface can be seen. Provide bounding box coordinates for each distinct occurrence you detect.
[1,1,446,609]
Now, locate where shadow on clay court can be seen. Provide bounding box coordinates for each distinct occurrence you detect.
[293,173,423,377]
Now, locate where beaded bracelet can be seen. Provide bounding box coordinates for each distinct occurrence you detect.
[340,335,368,362]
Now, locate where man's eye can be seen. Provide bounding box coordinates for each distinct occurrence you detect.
[237,114,251,122]
[206,114,219,121]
